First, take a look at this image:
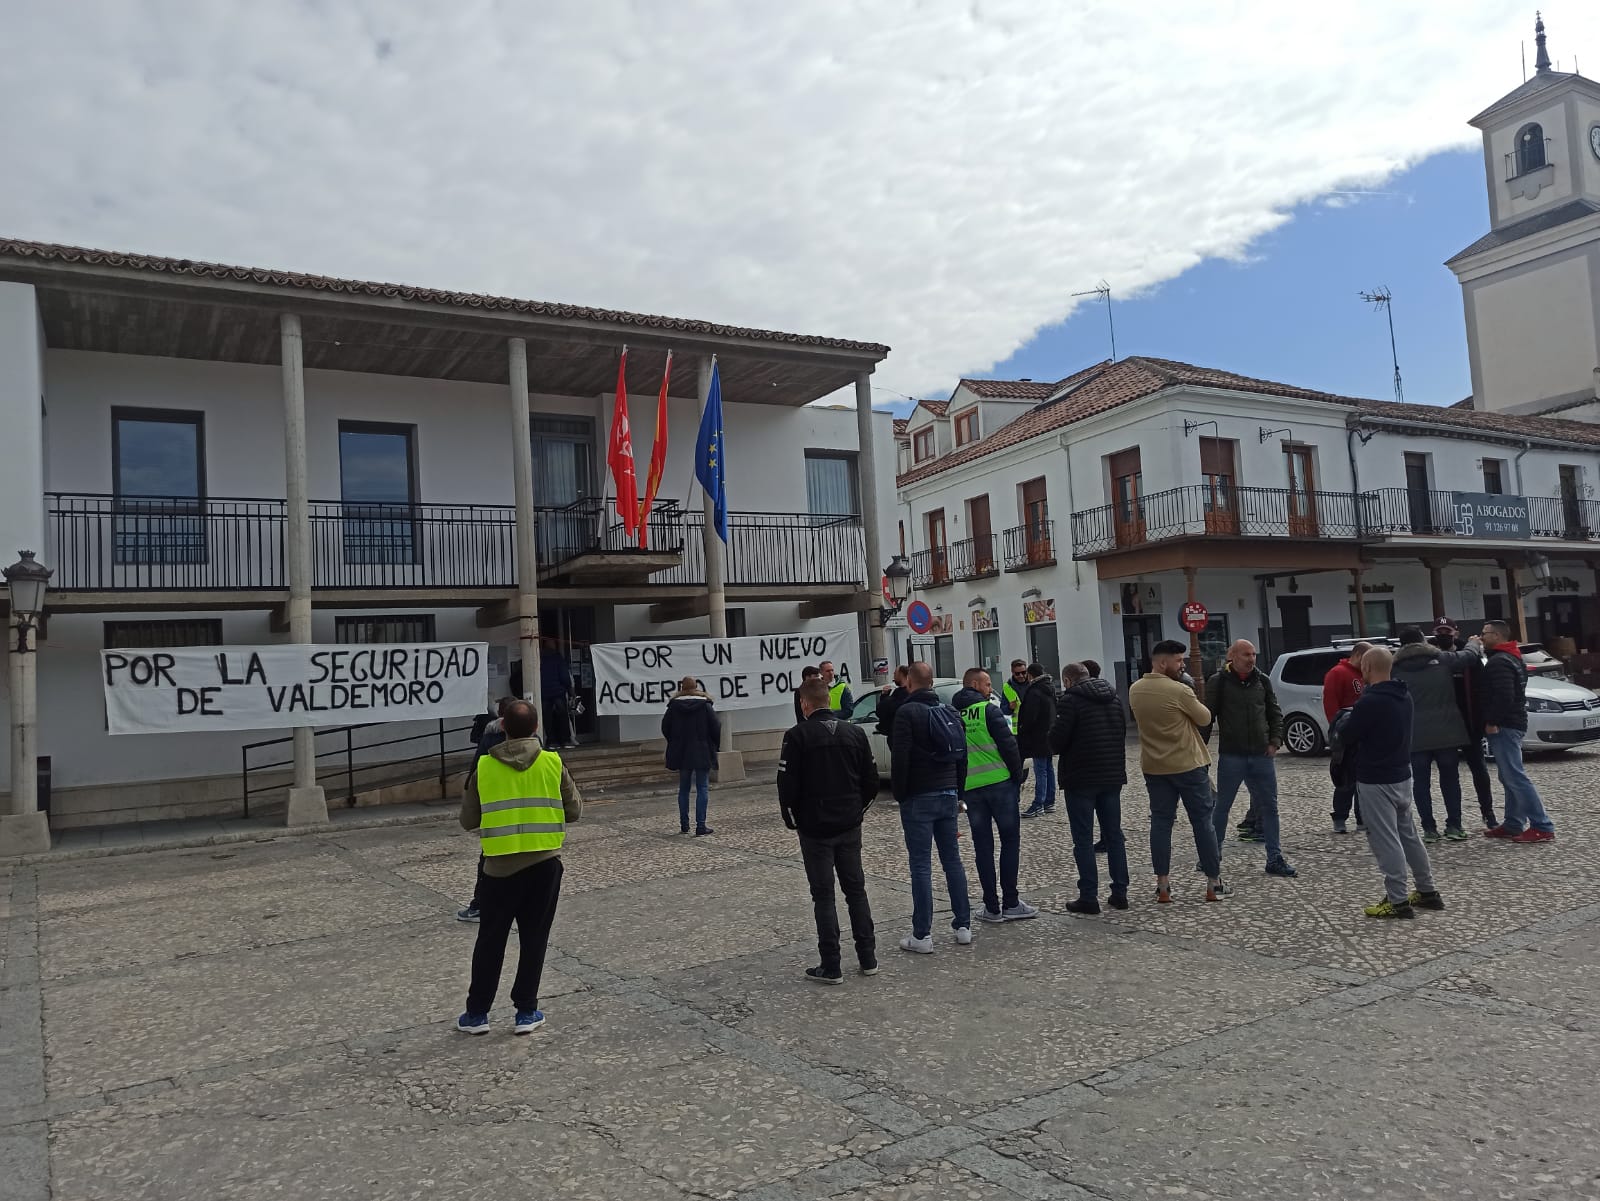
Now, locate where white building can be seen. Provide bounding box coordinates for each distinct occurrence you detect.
[0,241,896,835]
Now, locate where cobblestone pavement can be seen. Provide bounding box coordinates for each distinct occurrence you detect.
[5,748,1600,1199]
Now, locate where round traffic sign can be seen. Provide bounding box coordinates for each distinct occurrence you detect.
[1179,601,1210,634]
[906,599,933,634]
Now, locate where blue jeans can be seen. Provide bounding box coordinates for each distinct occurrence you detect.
[964,780,1021,914]
[1410,748,1462,832]
[1029,757,1057,811]
[1066,787,1129,901]
[899,791,971,938]
[1213,753,1283,862]
[677,769,709,830]
[1487,730,1555,834]
[1146,767,1221,879]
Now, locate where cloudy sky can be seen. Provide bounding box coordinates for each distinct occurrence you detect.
[4,1,1598,401]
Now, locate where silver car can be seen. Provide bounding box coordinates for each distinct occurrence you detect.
[848,680,1028,781]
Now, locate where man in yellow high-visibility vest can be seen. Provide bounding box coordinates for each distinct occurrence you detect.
[820,660,855,716]
[456,699,583,1036]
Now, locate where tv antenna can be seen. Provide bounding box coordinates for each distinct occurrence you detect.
[1071,281,1117,362]
[1358,286,1403,404]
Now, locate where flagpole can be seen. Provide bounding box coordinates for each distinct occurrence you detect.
[697,353,743,782]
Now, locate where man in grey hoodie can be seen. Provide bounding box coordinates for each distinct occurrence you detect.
[1391,626,1482,842]
[456,700,582,1034]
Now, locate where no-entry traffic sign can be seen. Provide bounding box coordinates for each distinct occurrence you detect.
[1179,601,1209,633]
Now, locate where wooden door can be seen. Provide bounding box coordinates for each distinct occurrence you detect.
[1285,446,1318,537]
[1021,478,1051,563]
[1560,464,1585,537]
[1109,449,1144,548]
[1199,437,1239,536]
[968,494,994,573]
[926,508,948,584]
[1404,452,1434,534]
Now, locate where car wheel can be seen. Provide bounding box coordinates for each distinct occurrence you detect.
[1283,714,1325,756]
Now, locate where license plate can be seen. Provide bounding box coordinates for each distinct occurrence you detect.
[1586,715,1600,729]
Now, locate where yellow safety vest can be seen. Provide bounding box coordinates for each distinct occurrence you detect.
[828,681,849,711]
[474,751,567,857]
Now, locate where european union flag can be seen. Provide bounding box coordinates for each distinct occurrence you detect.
[695,359,728,542]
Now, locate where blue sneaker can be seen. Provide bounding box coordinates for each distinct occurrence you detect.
[455,1011,490,1035]
[513,1009,545,1034]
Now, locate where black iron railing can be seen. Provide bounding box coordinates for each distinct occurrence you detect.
[1003,520,1055,570]
[1527,494,1600,541]
[1358,488,1458,537]
[950,534,999,581]
[1071,485,1361,556]
[911,545,950,589]
[670,511,866,588]
[310,501,518,589]
[241,718,476,817]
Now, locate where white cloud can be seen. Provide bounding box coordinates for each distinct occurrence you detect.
[3,0,1597,396]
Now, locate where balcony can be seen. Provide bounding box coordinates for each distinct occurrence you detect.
[911,545,951,589]
[950,534,999,582]
[1071,484,1600,561]
[1003,520,1055,571]
[45,493,865,598]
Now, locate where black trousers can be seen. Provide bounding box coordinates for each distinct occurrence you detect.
[797,827,875,972]
[468,853,486,909]
[466,857,564,1015]
[544,698,573,746]
[1461,738,1498,826]
[1331,782,1364,825]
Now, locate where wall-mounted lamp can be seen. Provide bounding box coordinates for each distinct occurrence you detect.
[1259,425,1295,444]
[1183,419,1218,438]
[1020,586,1043,601]
[969,595,987,609]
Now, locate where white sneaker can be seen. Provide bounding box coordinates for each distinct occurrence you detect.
[954,926,974,945]
[899,934,934,954]
[976,907,1006,924]
[1002,902,1039,921]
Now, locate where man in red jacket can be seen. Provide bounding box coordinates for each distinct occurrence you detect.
[1324,642,1370,833]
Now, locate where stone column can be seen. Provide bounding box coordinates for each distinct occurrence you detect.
[699,355,743,782]
[508,338,544,722]
[1427,559,1448,626]
[1503,560,1530,642]
[0,615,49,854]
[1183,565,1202,694]
[855,372,887,686]
[280,314,328,826]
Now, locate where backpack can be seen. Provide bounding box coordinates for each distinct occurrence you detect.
[1327,706,1356,786]
[924,702,966,765]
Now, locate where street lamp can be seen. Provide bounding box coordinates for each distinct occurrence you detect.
[1,549,52,855]
[4,550,52,652]
[882,554,912,621]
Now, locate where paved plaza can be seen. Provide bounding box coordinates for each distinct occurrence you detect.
[4,748,1600,1200]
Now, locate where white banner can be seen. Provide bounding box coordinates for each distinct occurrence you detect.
[101,643,488,735]
[591,630,854,715]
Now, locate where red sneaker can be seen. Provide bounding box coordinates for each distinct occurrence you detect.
[1484,826,1516,839]
[1511,828,1555,843]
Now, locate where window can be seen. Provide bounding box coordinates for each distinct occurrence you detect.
[339,422,418,565]
[335,614,436,644]
[953,409,978,446]
[1403,451,1434,534]
[1482,459,1506,494]
[898,519,906,556]
[804,451,858,517]
[933,634,956,679]
[1350,600,1395,637]
[912,427,934,463]
[1484,593,1506,621]
[1560,464,1586,535]
[1285,445,1318,535]
[104,619,222,649]
[1021,477,1051,564]
[1278,651,1346,687]
[925,508,948,584]
[112,408,206,564]
[1516,122,1547,176]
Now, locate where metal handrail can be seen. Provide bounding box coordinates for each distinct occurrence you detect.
[240,718,477,817]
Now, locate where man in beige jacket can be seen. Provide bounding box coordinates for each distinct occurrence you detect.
[456,700,583,1035]
[1128,639,1229,904]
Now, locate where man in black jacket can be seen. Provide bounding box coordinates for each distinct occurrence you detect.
[778,679,880,984]
[1392,627,1481,841]
[1018,664,1060,817]
[1051,662,1129,913]
[1479,621,1557,842]
[1343,647,1443,919]
[876,664,910,749]
[891,661,973,953]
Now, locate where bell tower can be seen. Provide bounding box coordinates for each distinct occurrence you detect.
[1448,14,1600,418]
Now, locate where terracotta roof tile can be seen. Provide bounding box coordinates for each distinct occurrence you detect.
[0,237,890,355]
[892,417,909,435]
[958,378,1057,400]
[896,356,1371,487]
[1353,399,1600,447]
[918,399,950,417]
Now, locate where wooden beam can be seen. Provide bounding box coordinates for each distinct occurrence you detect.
[649,595,711,624]
[797,591,874,619]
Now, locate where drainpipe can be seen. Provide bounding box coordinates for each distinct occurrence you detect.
[1257,575,1274,666]
[1513,439,1533,494]
[1057,433,1081,590]
[1346,426,1362,495]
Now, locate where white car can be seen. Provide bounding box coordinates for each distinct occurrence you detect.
[1269,641,1600,756]
[847,680,1028,781]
